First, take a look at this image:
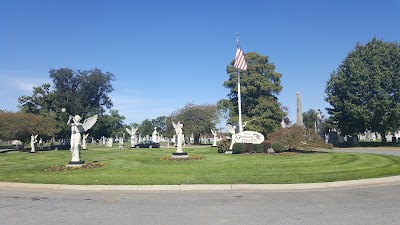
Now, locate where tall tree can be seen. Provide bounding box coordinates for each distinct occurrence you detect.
[220,52,284,135]
[325,38,400,142]
[18,68,115,139]
[169,103,220,144]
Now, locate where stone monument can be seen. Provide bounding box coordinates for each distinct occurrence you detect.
[107,137,113,147]
[226,124,236,153]
[211,129,218,147]
[126,127,137,148]
[64,108,98,166]
[38,138,43,150]
[152,127,159,143]
[316,109,322,134]
[172,121,188,159]
[81,133,89,150]
[296,91,304,126]
[30,134,38,153]
[118,137,124,149]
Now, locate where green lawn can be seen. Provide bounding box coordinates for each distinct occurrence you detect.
[1,146,400,185]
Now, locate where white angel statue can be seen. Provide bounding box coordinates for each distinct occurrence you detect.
[211,129,218,147]
[126,127,138,148]
[30,134,38,153]
[227,124,236,150]
[172,121,183,153]
[67,114,98,162]
[81,133,89,150]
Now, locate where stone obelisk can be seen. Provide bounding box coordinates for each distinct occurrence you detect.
[296,91,304,126]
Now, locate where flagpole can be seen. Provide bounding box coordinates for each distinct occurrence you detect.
[237,33,243,133]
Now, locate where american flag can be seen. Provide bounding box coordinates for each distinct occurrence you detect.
[234,47,247,71]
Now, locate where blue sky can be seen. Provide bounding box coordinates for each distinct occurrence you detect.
[1,0,399,128]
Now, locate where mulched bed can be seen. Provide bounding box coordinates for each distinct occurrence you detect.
[44,161,106,172]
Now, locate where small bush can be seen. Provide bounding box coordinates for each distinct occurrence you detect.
[271,143,285,153]
[232,143,246,154]
[245,143,254,153]
[217,139,230,153]
[254,144,264,153]
[262,142,272,152]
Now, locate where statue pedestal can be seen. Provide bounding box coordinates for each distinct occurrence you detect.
[68,160,85,167]
[171,152,189,159]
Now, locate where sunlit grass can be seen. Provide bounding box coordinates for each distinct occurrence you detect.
[1,146,400,185]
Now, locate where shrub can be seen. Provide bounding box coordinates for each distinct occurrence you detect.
[267,125,333,150]
[262,142,272,152]
[217,139,230,153]
[254,144,264,153]
[232,143,246,154]
[271,143,285,153]
[245,143,254,153]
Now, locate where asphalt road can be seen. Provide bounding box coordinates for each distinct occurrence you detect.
[331,149,400,156]
[0,183,399,225]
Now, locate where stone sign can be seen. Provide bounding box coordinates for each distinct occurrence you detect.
[235,131,264,144]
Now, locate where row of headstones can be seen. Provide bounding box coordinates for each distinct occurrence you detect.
[20,131,224,153]
[94,134,223,148]
[358,131,400,143]
[327,131,400,144]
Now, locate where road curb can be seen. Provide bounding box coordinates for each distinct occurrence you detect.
[1,176,400,191]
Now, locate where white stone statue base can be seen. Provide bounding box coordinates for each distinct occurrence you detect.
[68,160,85,167]
[171,152,189,159]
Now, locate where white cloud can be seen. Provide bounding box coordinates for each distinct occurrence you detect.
[0,70,51,111]
[0,70,50,93]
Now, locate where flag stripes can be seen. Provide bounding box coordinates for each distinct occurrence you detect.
[234,47,247,71]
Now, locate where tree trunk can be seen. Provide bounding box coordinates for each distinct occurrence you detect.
[381,131,387,143]
[352,135,358,145]
[194,134,200,145]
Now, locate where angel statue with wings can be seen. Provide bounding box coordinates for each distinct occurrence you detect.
[227,124,236,150]
[67,114,98,162]
[211,129,218,147]
[126,127,138,148]
[30,134,38,153]
[81,133,89,150]
[172,121,184,153]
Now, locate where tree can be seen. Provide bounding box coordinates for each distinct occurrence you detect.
[90,110,125,139]
[18,68,116,139]
[220,52,285,136]
[0,112,58,143]
[153,116,168,133]
[168,103,220,144]
[303,109,318,129]
[325,38,400,142]
[137,119,155,137]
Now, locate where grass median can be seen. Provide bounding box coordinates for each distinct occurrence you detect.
[1,146,400,185]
